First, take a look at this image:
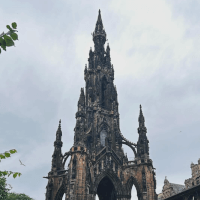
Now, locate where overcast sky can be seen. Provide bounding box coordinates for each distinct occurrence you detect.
[1,0,200,199]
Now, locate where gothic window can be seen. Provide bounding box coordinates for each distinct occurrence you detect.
[99,162,101,171]
[94,167,97,176]
[141,148,144,154]
[101,76,107,108]
[111,159,113,169]
[100,129,107,146]
[196,177,199,185]
[72,156,76,179]
[115,164,118,173]
[142,171,147,191]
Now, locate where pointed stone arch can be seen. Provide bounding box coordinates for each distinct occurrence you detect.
[54,183,65,200]
[62,151,71,168]
[93,169,123,196]
[126,176,143,200]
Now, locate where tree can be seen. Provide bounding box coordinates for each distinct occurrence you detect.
[7,192,35,200]
[0,22,18,54]
[0,149,21,178]
[0,176,10,200]
[0,151,34,199]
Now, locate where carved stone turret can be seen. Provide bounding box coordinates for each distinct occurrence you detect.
[52,120,64,171]
[137,105,149,160]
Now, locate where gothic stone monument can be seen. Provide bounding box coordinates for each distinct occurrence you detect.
[44,10,157,200]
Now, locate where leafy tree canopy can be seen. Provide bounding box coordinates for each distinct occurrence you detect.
[0,177,10,200]
[0,149,21,178]
[7,192,35,200]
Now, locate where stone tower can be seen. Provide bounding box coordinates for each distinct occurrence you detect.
[44,10,157,200]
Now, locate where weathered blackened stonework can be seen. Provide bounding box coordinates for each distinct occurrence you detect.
[44,10,157,200]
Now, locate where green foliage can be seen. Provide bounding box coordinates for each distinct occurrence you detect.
[0,149,17,160]
[0,22,18,53]
[0,149,21,178]
[11,22,17,29]
[0,177,10,200]
[7,192,35,200]
[11,33,18,41]
[3,35,15,47]
[0,178,34,200]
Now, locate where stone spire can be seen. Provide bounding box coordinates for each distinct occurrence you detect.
[92,10,107,61]
[51,120,63,171]
[137,105,149,158]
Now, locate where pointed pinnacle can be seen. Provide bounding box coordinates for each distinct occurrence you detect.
[106,43,110,52]
[78,88,85,105]
[95,9,104,33]
[98,9,101,21]
[56,119,62,140]
[58,119,61,130]
[138,105,145,125]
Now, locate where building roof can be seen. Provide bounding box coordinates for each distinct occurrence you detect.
[170,183,185,194]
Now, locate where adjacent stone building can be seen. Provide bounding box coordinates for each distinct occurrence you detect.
[185,159,200,189]
[158,159,200,200]
[44,10,157,200]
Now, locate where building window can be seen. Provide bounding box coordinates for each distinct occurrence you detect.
[100,130,107,146]
[72,156,76,179]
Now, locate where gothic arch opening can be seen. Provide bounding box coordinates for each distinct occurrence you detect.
[131,185,138,200]
[126,176,142,200]
[96,176,117,200]
[54,183,65,200]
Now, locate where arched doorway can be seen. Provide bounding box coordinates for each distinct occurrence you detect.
[96,176,116,200]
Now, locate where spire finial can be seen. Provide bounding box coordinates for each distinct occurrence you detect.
[58,119,61,131]
[93,9,106,36]
[138,104,145,127]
